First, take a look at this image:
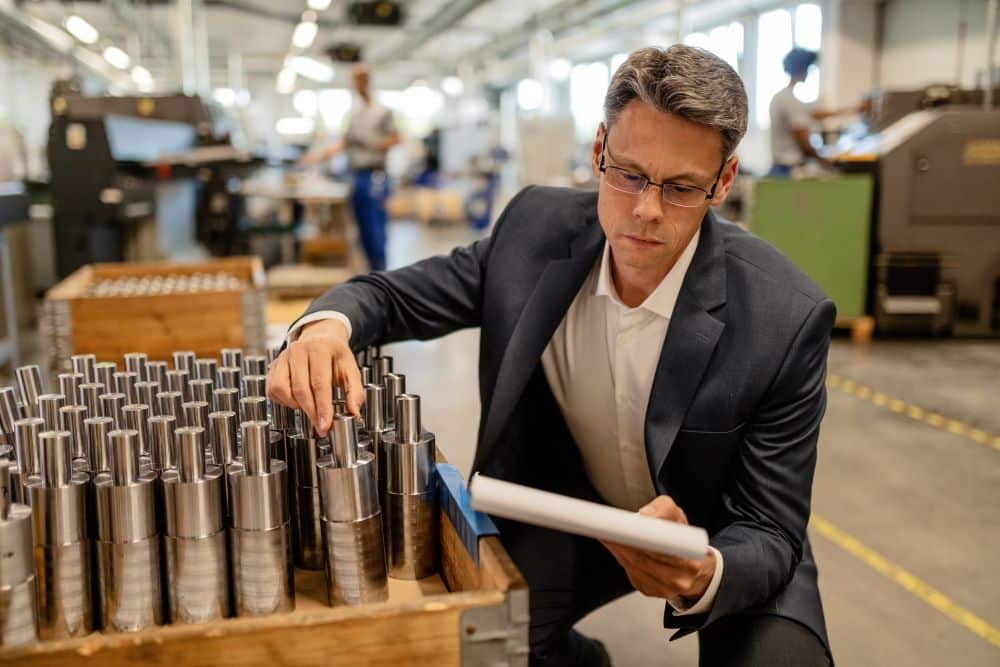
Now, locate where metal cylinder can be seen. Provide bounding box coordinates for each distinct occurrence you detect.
[383,394,438,579]
[195,358,218,382]
[183,401,211,438]
[0,387,20,447]
[94,429,163,633]
[172,351,196,375]
[58,373,84,408]
[59,405,89,462]
[161,427,229,624]
[158,391,186,427]
[243,355,268,377]
[37,394,66,432]
[217,366,242,392]
[123,404,152,459]
[287,421,328,570]
[124,353,149,382]
[240,396,267,423]
[221,348,243,371]
[99,393,127,430]
[383,373,406,426]
[135,381,160,417]
[94,362,117,395]
[114,372,139,404]
[229,421,294,617]
[214,388,239,415]
[79,383,105,419]
[271,401,295,432]
[148,416,177,473]
[242,375,266,399]
[71,354,97,384]
[166,370,191,403]
[372,356,393,385]
[15,365,44,417]
[26,431,92,639]
[209,411,238,467]
[147,361,168,390]
[85,417,113,475]
[0,458,38,646]
[190,378,215,408]
[14,417,44,483]
[360,365,372,386]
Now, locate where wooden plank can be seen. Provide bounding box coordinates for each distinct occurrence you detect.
[89,256,260,283]
[45,265,93,300]
[440,509,482,594]
[479,536,526,595]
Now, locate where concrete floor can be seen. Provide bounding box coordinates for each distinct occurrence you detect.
[5,220,997,665]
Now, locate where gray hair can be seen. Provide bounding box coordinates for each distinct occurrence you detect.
[604,45,748,159]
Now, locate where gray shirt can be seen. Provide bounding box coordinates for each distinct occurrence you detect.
[769,86,813,167]
[344,100,397,170]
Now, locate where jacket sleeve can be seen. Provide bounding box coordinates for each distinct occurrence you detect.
[290,187,533,351]
[665,297,836,632]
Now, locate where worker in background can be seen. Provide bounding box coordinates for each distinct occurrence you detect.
[302,64,401,271]
[768,47,866,177]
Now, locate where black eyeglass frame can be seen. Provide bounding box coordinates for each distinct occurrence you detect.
[598,131,727,203]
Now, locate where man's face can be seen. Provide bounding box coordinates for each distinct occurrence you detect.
[352,70,369,95]
[591,100,738,278]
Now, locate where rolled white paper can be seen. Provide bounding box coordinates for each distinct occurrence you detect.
[469,474,709,561]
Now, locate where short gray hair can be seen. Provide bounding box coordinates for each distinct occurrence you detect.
[604,45,748,159]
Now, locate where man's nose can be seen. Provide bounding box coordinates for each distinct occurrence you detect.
[632,184,664,224]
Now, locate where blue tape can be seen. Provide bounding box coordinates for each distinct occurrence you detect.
[436,464,499,565]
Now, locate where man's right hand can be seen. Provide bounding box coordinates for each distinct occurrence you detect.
[266,319,365,436]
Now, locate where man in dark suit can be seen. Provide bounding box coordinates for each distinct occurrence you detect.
[268,45,835,666]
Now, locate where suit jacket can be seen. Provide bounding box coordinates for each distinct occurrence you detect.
[299,186,836,652]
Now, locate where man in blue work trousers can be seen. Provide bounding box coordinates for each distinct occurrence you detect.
[304,63,401,271]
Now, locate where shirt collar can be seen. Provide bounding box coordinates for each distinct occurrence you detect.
[594,229,702,320]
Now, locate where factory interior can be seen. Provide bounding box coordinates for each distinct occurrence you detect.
[0,0,998,665]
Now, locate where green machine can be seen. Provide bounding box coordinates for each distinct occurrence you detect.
[751,175,874,321]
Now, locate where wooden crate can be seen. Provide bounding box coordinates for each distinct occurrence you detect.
[40,257,267,369]
[0,462,529,666]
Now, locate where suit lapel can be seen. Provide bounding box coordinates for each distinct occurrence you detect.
[645,212,728,488]
[479,218,605,461]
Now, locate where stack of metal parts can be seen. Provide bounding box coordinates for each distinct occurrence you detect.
[84,273,249,298]
[0,345,443,645]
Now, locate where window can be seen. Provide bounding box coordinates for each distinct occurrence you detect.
[570,61,609,142]
[683,22,743,73]
[755,3,822,129]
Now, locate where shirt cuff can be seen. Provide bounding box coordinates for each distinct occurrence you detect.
[668,547,724,616]
[286,311,353,346]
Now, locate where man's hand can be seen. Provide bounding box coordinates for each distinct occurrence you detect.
[266,319,365,436]
[600,496,716,607]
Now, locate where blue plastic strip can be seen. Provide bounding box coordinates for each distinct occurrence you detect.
[437,463,499,565]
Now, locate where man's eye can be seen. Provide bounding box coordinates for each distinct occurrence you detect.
[620,171,645,183]
[667,184,697,195]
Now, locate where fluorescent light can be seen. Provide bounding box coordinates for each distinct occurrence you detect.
[276,67,297,94]
[308,0,332,9]
[441,76,464,97]
[276,117,315,135]
[293,89,318,117]
[517,78,543,111]
[103,46,131,70]
[292,21,318,49]
[289,56,334,82]
[236,89,252,106]
[548,58,572,81]
[131,66,153,90]
[65,15,99,45]
[214,88,237,107]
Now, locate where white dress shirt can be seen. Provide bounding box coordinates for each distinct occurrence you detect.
[288,230,723,615]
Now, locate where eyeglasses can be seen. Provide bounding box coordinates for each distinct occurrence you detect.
[598,132,726,208]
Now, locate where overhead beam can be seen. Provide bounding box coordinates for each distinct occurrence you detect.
[368,0,490,67]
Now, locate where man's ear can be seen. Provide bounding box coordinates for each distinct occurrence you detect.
[591,123,606,180]
[710,155,740,206]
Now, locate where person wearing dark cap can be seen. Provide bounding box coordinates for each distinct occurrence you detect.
[768,48,866,176]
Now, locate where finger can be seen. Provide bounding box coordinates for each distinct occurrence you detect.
[288,343,317,431]
[309,345,333,436]
[638,496,689,525]
[266,353,299,409]
[335,349,365,419]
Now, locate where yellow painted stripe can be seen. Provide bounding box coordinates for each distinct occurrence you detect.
[811,515,1000,649]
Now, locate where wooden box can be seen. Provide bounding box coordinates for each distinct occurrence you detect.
[40,257,267,369]
[0,462,529,666]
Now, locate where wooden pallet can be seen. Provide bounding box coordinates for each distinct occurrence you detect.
[834,315,875,343]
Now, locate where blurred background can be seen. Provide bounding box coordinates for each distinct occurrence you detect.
[0,1,997,665]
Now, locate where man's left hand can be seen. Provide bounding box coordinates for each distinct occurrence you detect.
[600,495,716,606]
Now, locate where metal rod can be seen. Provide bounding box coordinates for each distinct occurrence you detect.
[108,430,141,486]
[38,394,66,432]
[71,354,97,383]
[38,431,72,487]
[58,373,84,408]
[149,415,177,472]
[396,394,421,444]
[330,415,357,468]
[85,417,113,473]
[242,421,270,476]
[175,427,206,483]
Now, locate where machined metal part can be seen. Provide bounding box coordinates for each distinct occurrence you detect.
[243,355,268,377]
[100,393,127,430]
[71,354,97,384]
[189,378,215,408]
[182,401,211,438]
[25,431,92,639]
[14,417,44,485]
[217,366,242,392]
[372,356,393,385]
[242,375,266,399]
[59,405,89,461]
[38,394,66,432]
[58,373,84,408]
[0,458,38,646]
[157,391,186,427]
[240,396,267,423]
[209,411,238,467]
[228,421,294,617]
[94,429,163,633]
[270,401,295,433]
[221,349,243,371]
[214,388,239,415]
[146,361,168,390]
[383,394,438,580]
[318,415,387,606]
[114,372,139,404]
[287,418,329,570]
[161,427,229,624]
[166,369,191,403]
[135,381,160,417]
[15,365,44,417]
[172,351,196,375]
[123,404,152,459]
[83,416,113,630]
[195,358,218,382]
[85,417,113,475]
[78,383,105,419]
[124,353,149,382]
[383,373,406,426]
[94,362,117,395]
[148,416,177,473]
[0,387,20,447]
[360,365,372,386]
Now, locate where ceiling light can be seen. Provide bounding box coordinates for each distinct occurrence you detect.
[308,0,332,9]
[103,46,131,70]
[276,67,297,94]
[517,78,543,111]
[131,66,153,90]
[276,117,315,135]
[214,88,237,107]
[292,21,318,49]
[441,76,464,97]
[548,58,571,81]
[65,15,99,45]
[288,56,334,82]
[293,89,318,117]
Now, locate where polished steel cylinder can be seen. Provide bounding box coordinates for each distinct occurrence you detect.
[383,373,406,426]
[135,381,160,417]
[209,411,238,467]
[360,365,372,386]
[217,366,242,392]
[14,417,44,488]
[243,355,268,377]
[85,417,113,475]
[229,421,294,617]
[148,416,177,473]
[71,354,97,384]
[94,429,163,633]
[123,404,152,459]
[383,394,438,580]
[240,396,267,424]
[363,385,393,491]
[114,372,139,404]
[26,431,92,639]
[79,383,105,419]
[157,391,186,427]
[15,365,44,417]
[58,373,84,408]
[242,375,266,399]
[124,353,149,382]
[161,427,229,624]
[94,362,117,395]
[38,394,66,432]
[99,393,127,430]
[0,387,20,447]
[147,361,168,390]
[270,401,295,432]
[59,405,89,461]
[214,388,239,415]
[195,358,218,382]
[318,415,387,606]
[166,370,191,403]
[0,458,38,646]
[172,351,196,375]
[287,421,328,570]
[221,348,243,371]
[372,356,393,385]
[189,378,215,408]
[183,401,211,439]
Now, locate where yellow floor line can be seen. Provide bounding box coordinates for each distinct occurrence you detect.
[826,374,1000,453]
[811,514,1000,649]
